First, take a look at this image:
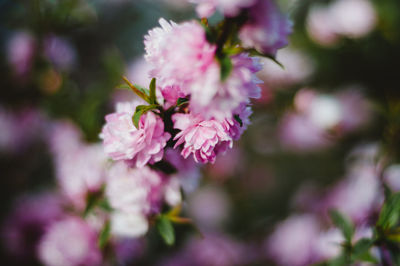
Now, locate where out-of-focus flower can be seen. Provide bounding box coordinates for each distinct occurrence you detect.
[38,217,102,266]
[208,147,242,179]
[113,238,146,265]
[322,156,381,223]
[266,214,320,266]
[49,121,107,210]
[43,35,77,71]
[105,162,165,216]
[384,164,400,192]
[279,87,372,152]
[2,193,63,262]
[172,113,233,163]
[189,0,256,18]
[105,162,171,237]
[6,31,36,78]
[257,47,315,91]
[188,185,231,229]
[0,107,47,153]
[278,112,332,151]
[306,0,376,46]
[239,0,292,56]
[160,233,246,266]
[100,101,170,167]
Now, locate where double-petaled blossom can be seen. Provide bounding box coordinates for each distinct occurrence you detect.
[172,113,233,164]
[239,0,292,55]
[144,19,216,105]
[100,101,171,167]
[38,217,102,266]
[144,19,262,120]
[105,162,181,237]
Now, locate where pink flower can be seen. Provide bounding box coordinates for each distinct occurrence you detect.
[172,113,233,163]
[189,54,262,120]
[189,0,257,18]
[50,121,107,210]
[43,35,76,71]
[144,19,216,104]
[38,217,102,266]
[239,0,292,55]
[100,101,171,167]
[105,162,165,216]
[145,19,262,119]
[7,31,36,78]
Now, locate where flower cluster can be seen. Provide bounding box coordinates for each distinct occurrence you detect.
[97,0,291,246]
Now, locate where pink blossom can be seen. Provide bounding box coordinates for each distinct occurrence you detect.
[38,217,102,266]
[100,101,170,167]
[145,19,261,119]
[172,113,233,163]
[189,54,262,120]
[105,162,165,216]
[189,0,257,18]
[144,19,216,104]
[266,214,321,266]
[49,121,107,210]
[7,31,36,77]
[239,0,292,55]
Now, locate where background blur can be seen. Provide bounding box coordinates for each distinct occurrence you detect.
[1,0,400,265]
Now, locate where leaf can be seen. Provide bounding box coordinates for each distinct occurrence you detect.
[149,78,157,104]
[98,220,111,249]
[351,238,373,261]
[122,76,150,103]
[135,84,150,96]
[176,97,189,107]
[329,209,354,243]
[132,104,158,129]
[234,114,243,127]
[218,56,233,81]
[157,215,175,246]
[116,84,131,90]
[377,192,400,230]
[328,254,348,266]
[98,198,113,212]
[246,48,284,69]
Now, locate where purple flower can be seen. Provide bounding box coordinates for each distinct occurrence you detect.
[100,101,171,167]
[172,113,233,163]
[239,0,292,55]
[2,193,63,262]
[38,217,102,266]
[43,35,76,71]
[189,0,257,18]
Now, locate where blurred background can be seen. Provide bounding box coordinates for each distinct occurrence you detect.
[1,0,400,265]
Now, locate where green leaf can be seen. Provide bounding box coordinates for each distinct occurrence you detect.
[176,97,189,107]
[378,192,400,229]
[157,215,175,246]
[98,220,111,249]
[149,78,157,104]
[132,104,158,129]
[328,254,348,266]
[218,56,232,81]
[135,84,150,97]
[246,48,284,69]
[329,209,354,243]
[234,114,243,127]
[116,84,131,90]
[351,238,374,262]
[98,198,113,212]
